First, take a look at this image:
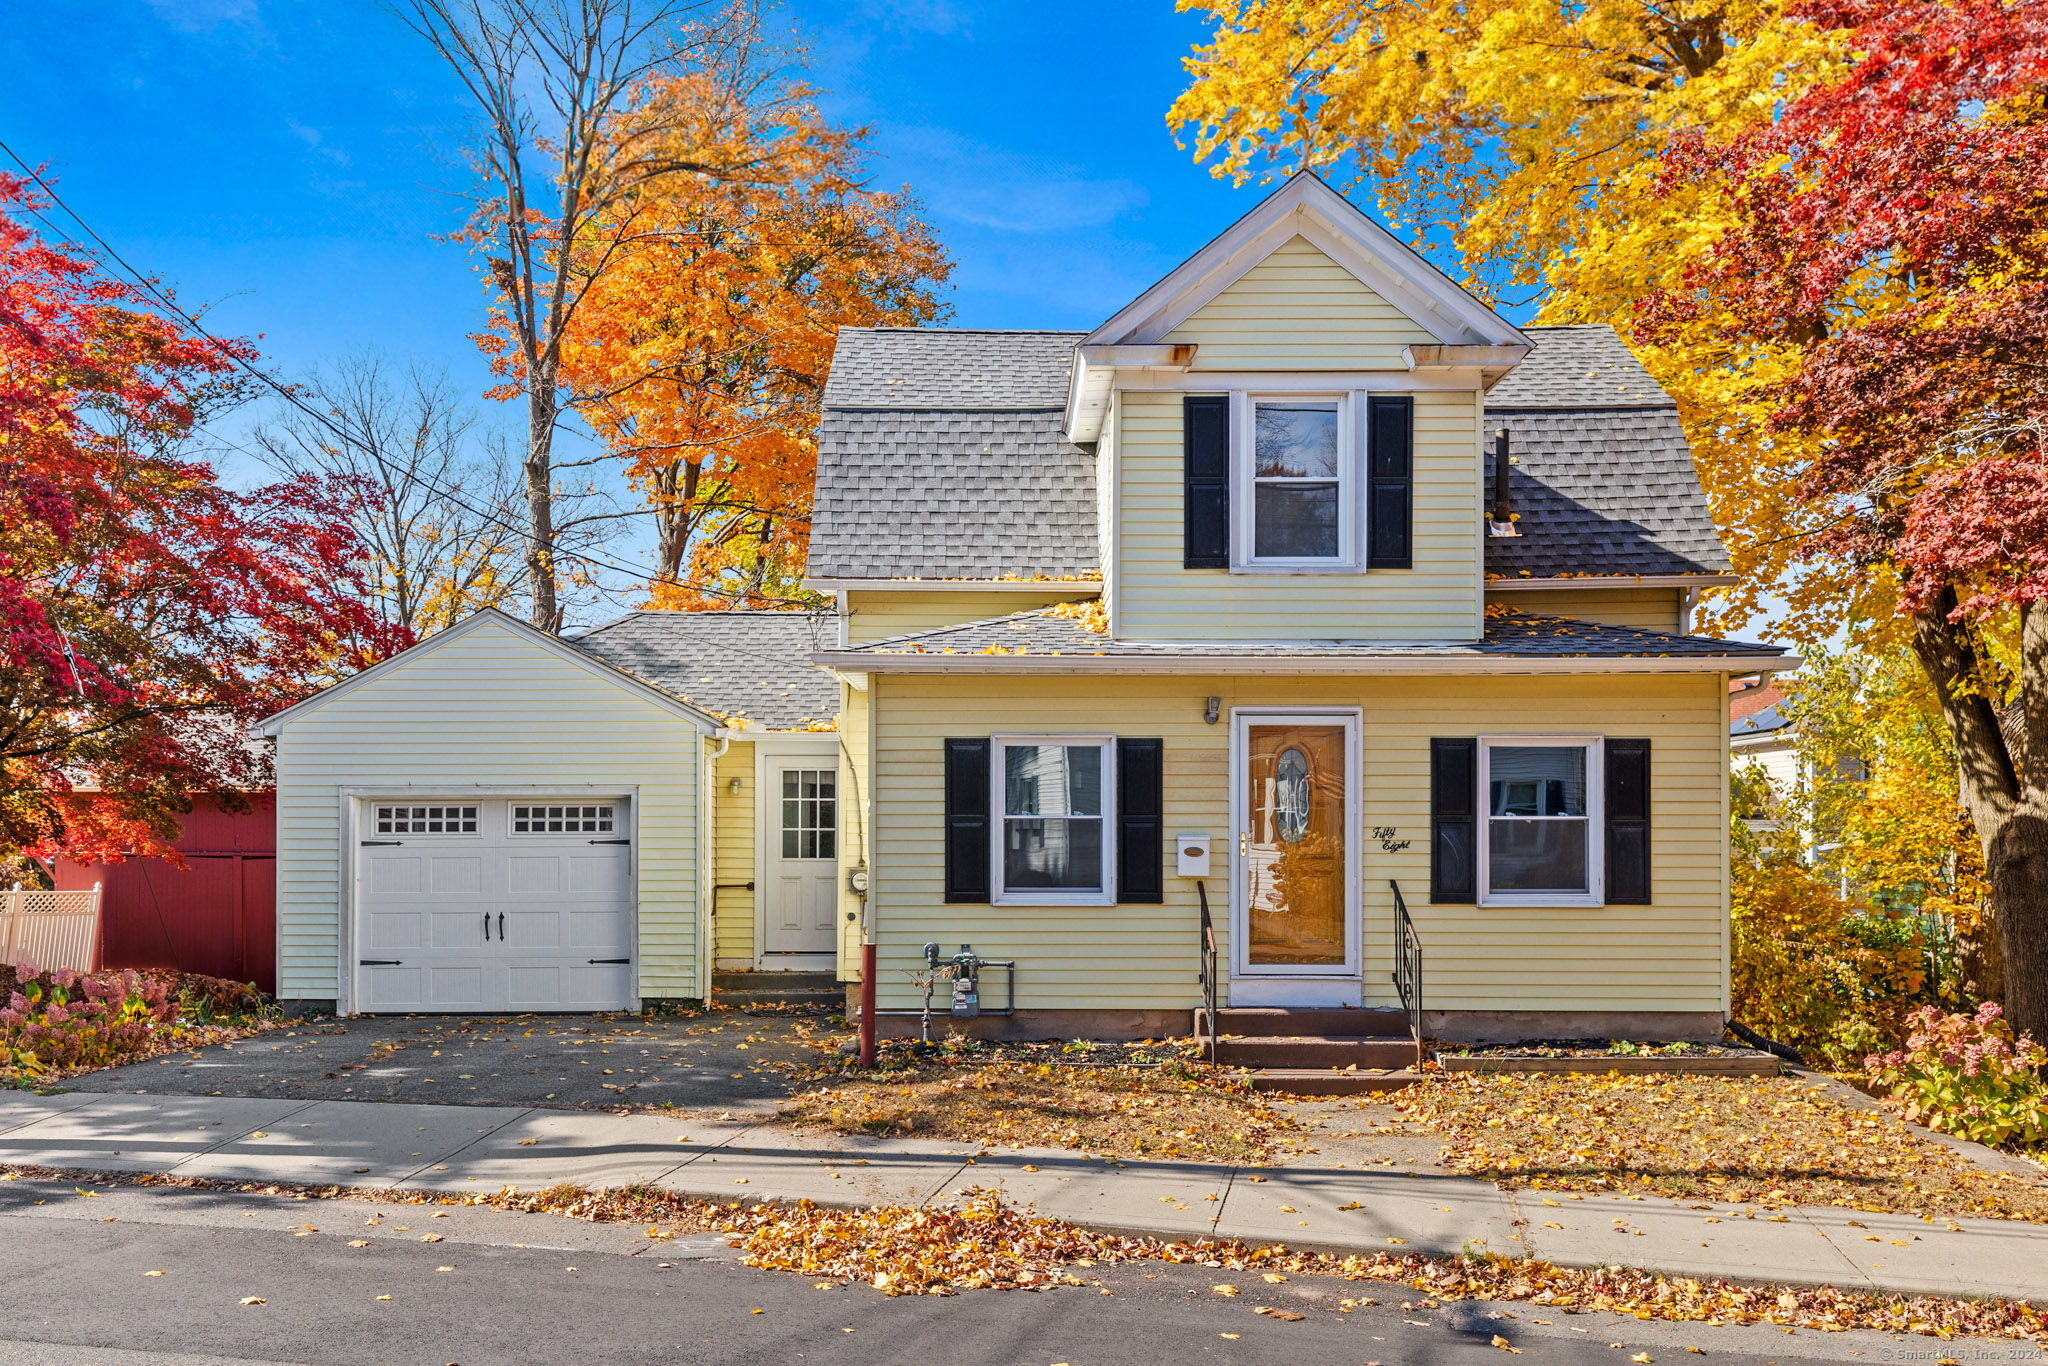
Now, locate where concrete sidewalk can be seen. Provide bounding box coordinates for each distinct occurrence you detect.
[3,1087,2043,1303]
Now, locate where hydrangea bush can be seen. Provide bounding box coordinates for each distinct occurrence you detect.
[1,964,179,1078]
[1864,1002,2048,1147]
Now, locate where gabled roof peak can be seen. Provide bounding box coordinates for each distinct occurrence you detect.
[1084,173,1528,351]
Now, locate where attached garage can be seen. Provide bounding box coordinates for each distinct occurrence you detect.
[354,797,636,1012]
[257,610,725,1016]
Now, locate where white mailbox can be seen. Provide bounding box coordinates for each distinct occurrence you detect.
[1175,834,1212,878]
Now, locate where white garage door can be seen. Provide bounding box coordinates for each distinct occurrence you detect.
[354,798,634,1013]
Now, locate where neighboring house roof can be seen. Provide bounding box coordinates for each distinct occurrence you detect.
[815,606,1788,673]
[567,610,841,731]
[1731,681,1794,740]
[809,323,1727,584]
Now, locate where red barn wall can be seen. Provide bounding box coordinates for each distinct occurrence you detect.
[53,794,277,993]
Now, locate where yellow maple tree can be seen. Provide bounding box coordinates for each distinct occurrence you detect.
[1169,0,1853,636]
[558,72,950,607]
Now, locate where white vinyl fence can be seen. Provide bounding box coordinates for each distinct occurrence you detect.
[0,886,103,975]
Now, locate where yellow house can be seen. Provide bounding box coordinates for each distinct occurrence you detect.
[807,175,1791,1045]
[260,175,1789,1059]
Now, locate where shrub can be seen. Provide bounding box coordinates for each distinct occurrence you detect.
[1730,856,1929,1068]
[131,968,266,1020]
[1864,1002,2048,1148]
[1,963,180,1079]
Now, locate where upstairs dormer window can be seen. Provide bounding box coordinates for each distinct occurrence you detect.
[1234,394,1356,568]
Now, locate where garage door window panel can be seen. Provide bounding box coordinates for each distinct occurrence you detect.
[374,805,479,835]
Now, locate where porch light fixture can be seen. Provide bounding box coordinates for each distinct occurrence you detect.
[1204,696,1222,725]
[727,776,743,795]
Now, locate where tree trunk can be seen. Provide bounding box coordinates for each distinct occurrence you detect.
[524,387,561,633]
[1910,591,2047,1038]
[1985,805,2048,1038]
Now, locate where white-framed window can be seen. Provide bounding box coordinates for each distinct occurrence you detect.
[1478,737,1604,907]
[779,770,837,860]
[1231,391,1359,570]
[991,736,1114,905]
[511,803,616,834]
[373,804,479,836]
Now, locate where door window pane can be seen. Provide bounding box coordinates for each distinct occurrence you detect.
[999,742,1106,894]
[779,769,837,860]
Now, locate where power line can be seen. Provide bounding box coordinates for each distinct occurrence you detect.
[0,139,818,615]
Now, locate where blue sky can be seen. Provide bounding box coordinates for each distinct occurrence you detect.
[1,0,1260,399]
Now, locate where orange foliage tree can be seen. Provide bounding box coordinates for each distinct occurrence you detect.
[557,74,949,608]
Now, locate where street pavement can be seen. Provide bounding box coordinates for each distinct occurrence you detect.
[4,1086,2047,1304]
[0,1176,1983,1366]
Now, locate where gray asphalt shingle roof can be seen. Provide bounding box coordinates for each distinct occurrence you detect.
[822,328,1084,409]
[1488,406,1733,578]
[568,610,840,730]
[807,408,1100,581]
[832,606,1783,662]
[1488,324,1670,409]
[809,322,1729,584]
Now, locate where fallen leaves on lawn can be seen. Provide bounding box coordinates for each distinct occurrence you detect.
[782,1060,1303,1163]
[1394,1073,2048,1222]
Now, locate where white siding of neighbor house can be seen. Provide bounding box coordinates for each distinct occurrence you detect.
[272,616,706,1004]
[864,670,1729,1016]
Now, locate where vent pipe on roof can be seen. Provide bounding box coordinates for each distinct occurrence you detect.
[1487,427,1520,537]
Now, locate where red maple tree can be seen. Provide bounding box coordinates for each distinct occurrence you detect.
[1,172,401,867]
[1646,0,2048,1034]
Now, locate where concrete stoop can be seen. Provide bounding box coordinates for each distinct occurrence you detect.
[712,969,841,1009]
[1199,1007,1426,1096]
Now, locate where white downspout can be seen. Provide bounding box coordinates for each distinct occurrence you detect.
[701,731,735,1003]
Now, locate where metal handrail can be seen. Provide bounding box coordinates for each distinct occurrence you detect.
[1196,880,1219,1062]
[1389,879,1425,1069]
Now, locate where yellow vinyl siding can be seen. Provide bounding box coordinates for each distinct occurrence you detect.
[713,741,756,966]
[1114,389,1482,641]
[835,680,873,981]
[845,589,1099,646]
[1165,236,1439,370]
[1488,587,1686,634]
[865,671,1727,1015]
[272,616,705,1003]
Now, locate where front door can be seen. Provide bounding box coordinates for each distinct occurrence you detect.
[1231,710,1360,1002]
[761,759,838,959]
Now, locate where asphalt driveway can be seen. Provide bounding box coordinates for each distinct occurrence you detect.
[63,1010,846,1113]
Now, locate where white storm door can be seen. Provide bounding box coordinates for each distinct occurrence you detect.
[761,762,838,957]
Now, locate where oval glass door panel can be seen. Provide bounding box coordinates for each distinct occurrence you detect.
[1246,724,1347,966]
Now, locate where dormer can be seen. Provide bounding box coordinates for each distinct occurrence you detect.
[805,176,1733,648]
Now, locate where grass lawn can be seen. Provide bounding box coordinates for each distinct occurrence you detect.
[783,1055,1309,1164]
[1394,1071,2048,1222]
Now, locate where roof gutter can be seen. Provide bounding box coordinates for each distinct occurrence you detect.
[806,578,1104,594]
[812,651,1800,678]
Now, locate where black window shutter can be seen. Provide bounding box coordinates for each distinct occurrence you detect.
[1367,395,1413,570]
[943,738,992,904]
[1605,738,1653,905]
[1116,738,1164,904]
[1430,738,1477,904]
[1183,395,1230,568]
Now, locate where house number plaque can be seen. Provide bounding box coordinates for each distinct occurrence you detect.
[1369,826,1412,853]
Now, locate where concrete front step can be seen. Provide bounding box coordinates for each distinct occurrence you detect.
[1247,1067,1426,1096]
[1196,1006,1409,1039]
[714,970,838,991]
[1215,1035,1419,1070]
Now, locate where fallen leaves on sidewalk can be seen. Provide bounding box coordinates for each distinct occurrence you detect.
[1394,1073,2048,1222]
[782,1060,1305,1163]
